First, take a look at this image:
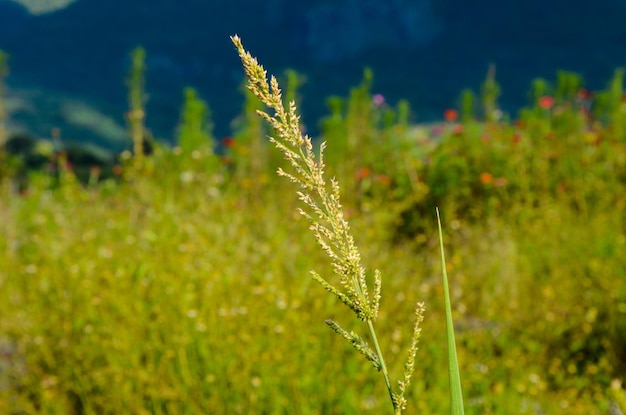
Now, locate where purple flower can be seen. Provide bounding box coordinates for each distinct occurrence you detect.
[372,93,385,106]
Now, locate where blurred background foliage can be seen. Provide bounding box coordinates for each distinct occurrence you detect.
[1,44,626,413]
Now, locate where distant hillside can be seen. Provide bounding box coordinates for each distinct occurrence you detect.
[4,0,77,15]
[2,0,626,151]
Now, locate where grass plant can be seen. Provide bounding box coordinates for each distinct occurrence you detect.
[437,208,465,415]
[232,35,426,414]
[126,46,148,165]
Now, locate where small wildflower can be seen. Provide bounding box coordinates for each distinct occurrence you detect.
[355,167,372,180]
[430,124,445,138]
[512,133,522,144]
[180,171,195,183]
[221,136,235,148]
[538,96,555,110]
[480,172,494,185]
[372,93,385,106]
[443,108,458,122]
[452,124,464,135]
[112,165,124,176]
[375,174,392,186]
[494,177,508,187]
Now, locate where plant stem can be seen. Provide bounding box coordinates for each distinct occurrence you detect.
[350,272,397,412]
[366,319,399,414]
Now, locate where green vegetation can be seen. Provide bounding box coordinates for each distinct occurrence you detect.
[1,38,626,414]
[126,46,148,166]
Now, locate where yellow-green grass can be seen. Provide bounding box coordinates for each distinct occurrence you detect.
[1,138,624,413]
[1,50,626,413]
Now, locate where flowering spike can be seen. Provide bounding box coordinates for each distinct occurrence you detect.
[232,35,426,413]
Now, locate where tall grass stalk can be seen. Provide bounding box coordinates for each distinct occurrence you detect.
[126,46,147,164]
[232,35,425,414]
[437,208,465,414]
[177,87,214,154]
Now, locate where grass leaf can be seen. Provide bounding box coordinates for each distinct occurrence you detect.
[436,207,465,415]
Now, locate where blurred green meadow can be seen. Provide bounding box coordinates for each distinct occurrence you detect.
[1,49,626,414]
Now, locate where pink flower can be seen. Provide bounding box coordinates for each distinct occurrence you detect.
[494,177,508,187]
[372,94,385,106]
[430,125,445,138]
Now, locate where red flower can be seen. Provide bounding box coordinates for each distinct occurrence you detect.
[480,172,494,185]
[221,136,235,148]
[538,96,555,110]
[355,167,372,180]
[443,108,458,122]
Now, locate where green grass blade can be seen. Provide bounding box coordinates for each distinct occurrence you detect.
[436,208,465,415]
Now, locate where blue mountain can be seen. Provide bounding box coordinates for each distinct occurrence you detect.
[1,0,626,151]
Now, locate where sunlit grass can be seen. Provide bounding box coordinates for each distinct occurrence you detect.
[1,41,626,414]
